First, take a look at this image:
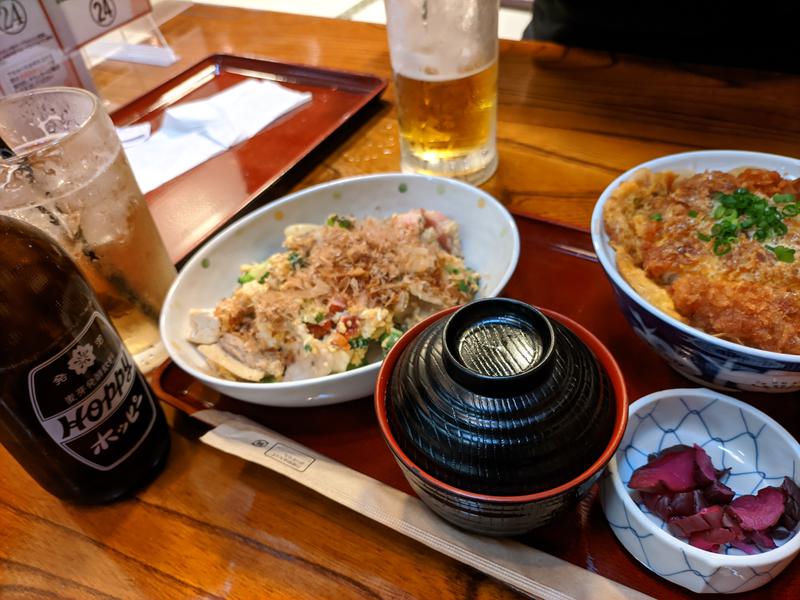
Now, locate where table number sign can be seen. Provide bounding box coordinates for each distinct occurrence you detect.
[0,0,87,94]
[40,0,152,52]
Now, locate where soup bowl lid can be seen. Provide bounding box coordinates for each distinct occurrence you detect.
[376,298,628,498]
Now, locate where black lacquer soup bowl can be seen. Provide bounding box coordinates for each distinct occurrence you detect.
[375,298,628,535]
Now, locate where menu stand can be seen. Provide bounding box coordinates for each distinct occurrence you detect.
[82,13,178,68]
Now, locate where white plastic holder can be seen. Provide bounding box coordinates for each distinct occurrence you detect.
[82,14,178,68]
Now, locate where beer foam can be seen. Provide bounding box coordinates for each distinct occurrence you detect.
[394,59,494,83]
[385,0,497,82]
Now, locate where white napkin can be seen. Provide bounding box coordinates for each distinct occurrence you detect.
[116,122,151,146]
[120,79,312,194]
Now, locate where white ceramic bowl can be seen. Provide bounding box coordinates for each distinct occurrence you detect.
[160,173,520,407]
[601,388,800,594]
[591,150,800,392]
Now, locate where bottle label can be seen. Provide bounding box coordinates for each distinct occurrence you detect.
[27,311,157,471]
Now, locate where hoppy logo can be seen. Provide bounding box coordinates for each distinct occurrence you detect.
[0,0,26,35]
[125,394,142,423]
[91,427,119,455]
[90,0,117,27]
[57,352,134,439]
[68,344,96,375]
[28,312,158,471]
[92,394,142,454]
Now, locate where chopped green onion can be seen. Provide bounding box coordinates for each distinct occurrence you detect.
[445,265,460,274]
[457,280,471,293]
[688,210,698,218]
[201,258,210,268]
[238,272,255,284]
[380,329,403,354]
[258,272,270,284]
[288,251,306,269]
[314,312,324,323]
[260,375,276,383]
[766,245,796,263]
[713,240,732,256]
[304,344,312,353]
[782,204,800,217]
[650,213,663,222]
[326,214,354,229]
[701,187,798,254]
[348,336,370,349]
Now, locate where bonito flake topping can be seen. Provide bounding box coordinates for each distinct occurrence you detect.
[187,209,480,382]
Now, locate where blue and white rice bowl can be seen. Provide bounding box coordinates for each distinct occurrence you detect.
[601,388,800,594]
[591,151,800,393]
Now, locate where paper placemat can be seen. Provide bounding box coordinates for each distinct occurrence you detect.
[194,409,653,600]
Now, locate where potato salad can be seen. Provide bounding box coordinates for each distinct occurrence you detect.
[187,209,480,382]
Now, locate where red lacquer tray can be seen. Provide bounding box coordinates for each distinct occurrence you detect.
[150,216,800,599]
[111,54,387,263]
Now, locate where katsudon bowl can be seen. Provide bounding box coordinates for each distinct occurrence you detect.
[591,151,800,393]
[160,173,520,407]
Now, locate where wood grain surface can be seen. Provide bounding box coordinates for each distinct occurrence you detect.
[3,4,800,599]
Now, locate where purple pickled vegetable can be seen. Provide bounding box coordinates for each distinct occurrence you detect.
[748,529,778,551]
[688,534,720,553]
[630,444,723,494]
[727,487,786,531]
[647,444,692,462]
[721,509,744,535]
[670,505,726,537]
[627,444,798,555]
[693,444,717,485]
[694,523,740,545]
[703,479,735,505]
[672,505,740,551]
[641,490,707,520]
[629,446,698,493]
[715,466,731,480]
[780,477,800,530]
[730,539,759,554]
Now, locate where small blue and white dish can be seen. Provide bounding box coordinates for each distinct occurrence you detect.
[601,388,800,594]
[591,150,800,393]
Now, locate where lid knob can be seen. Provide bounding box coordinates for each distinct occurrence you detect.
[442,298,555,397]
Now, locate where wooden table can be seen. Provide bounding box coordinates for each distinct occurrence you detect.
[3,5,800,599]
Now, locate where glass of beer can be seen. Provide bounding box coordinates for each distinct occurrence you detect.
[384,0,499,185]
[0,87,176,373]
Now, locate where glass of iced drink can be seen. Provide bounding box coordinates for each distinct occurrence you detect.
[0,87,176,373]
[384,0,499,185]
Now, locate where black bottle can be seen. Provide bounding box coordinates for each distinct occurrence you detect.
[0,216,170,503]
